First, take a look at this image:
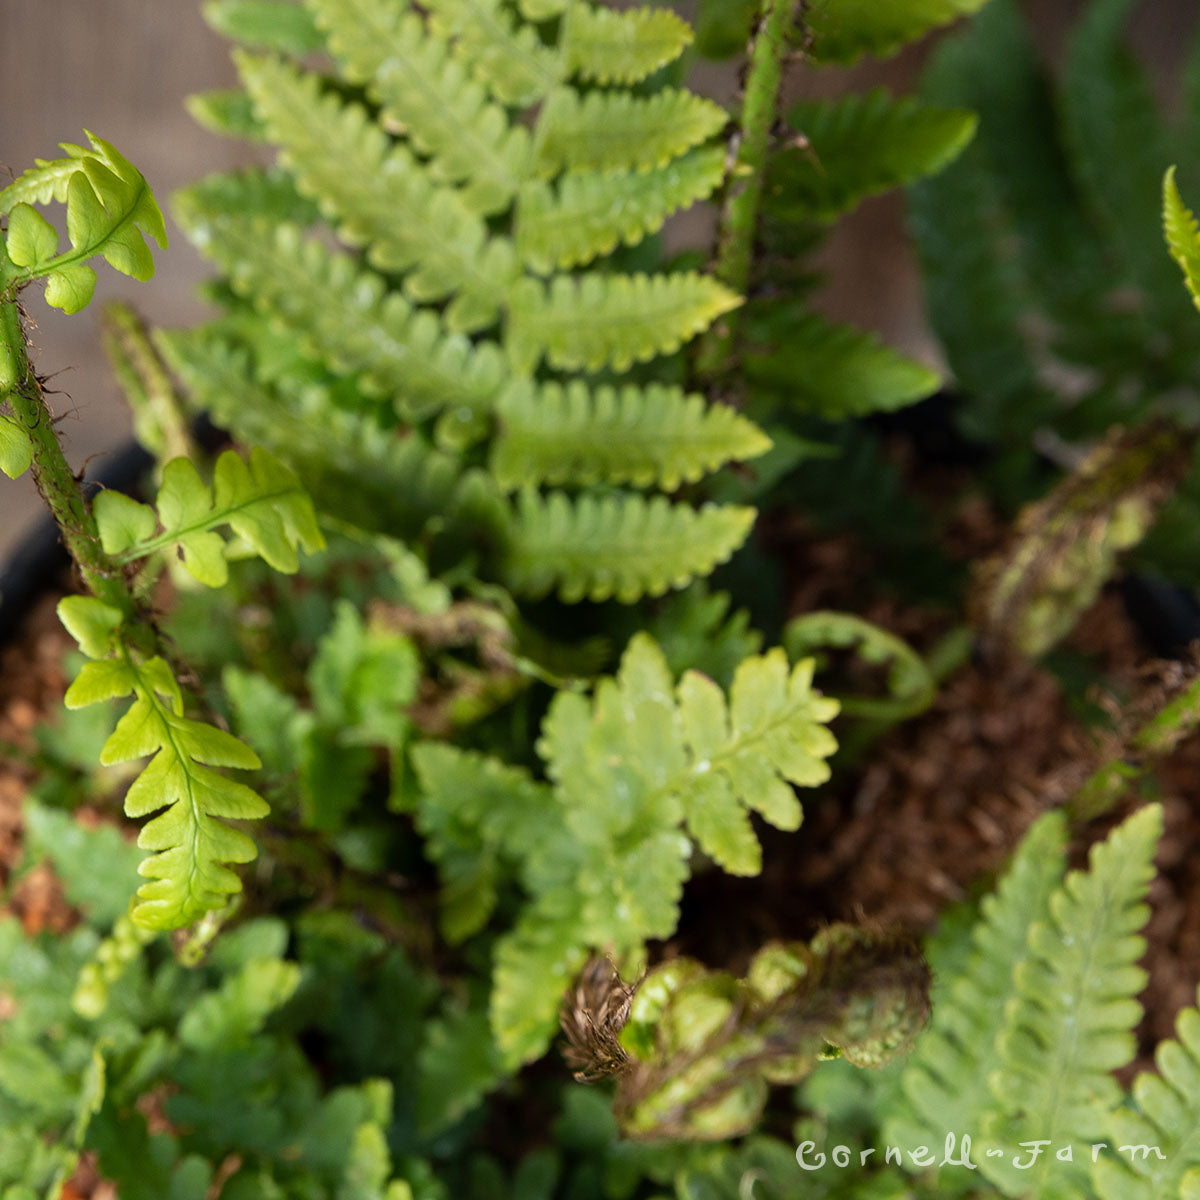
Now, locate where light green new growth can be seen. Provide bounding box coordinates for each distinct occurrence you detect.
[0,132,167,314]
[415,633,839,1064]
[884,811,1068,1163]
[58,595,271,930]
[980,804,1161,1196]
[93,446,325,587]
[1165,166,1200,310]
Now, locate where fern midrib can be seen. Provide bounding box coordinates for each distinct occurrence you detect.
[111,484,305,563]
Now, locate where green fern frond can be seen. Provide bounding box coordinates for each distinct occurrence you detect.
[185,88,267,142]
[58,596,269,931]
[507,271,740,373]
[93,447,324,587]
[174,165,318,226]
[177,215,508,423]
[1164,166,1200,312]
[236,51,516,331]
[805,0,990,65]
[157,329,476,538]
[516,147,726,273]
[1095,986,1200,1199]
[980,804,1162,1197]
[309,0,529,215]
[534,86,727,176]
[774,89,976,222]
[422,0,560,106]
[1,132,167,313]
[490,378,770,490]
[882,811,1068,1168]
[202,0,324,53]
[503,490,755,603]
[745,310,939,418]
[564,4,693,85]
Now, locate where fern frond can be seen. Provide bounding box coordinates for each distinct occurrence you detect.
[202,0,324,53]
[158,329,477,538]
[774,89,976,222]
[422,0,560,106]
[980,804,1162,1197]
[58,596,269,931]
[236,51,515,331]
[882,811,1068,1169]
[1,133,167,313]
[490,379,770,490]
[805,0,990,65]
[534,87,727,176]
[745,310,940,418]
[504,490,755,603]
[174,165,318,226]
[1095,985,1200,1199]
[516,147,726,273]
[185,88,267,142]
[564,4,693,85]
[507,272,740,373]
[308,0,529,215]
[177,214,508,422]
[1164,166,1200,312]
[93,447,324,587]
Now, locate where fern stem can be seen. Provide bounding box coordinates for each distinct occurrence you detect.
[696,0,798,380]
[0,296,141,628]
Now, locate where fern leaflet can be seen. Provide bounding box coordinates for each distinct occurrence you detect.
[58,596,269,931]
[202,0,324,53]
[534,87,728,176]
[516,147,726,274]
[504,490,755,603]
[775,89,976,222]
[236,51,516,331]
[1095,987,1200,1198]
[563,4,693,85]
[0,132,167,313]
[1165,166,1200,312]
[174,211,509,423]
[882,811,1068,1173]
[805,0,990,65]
[309,0,528,215]
[93,447,324,587]
[980,804,1162,1196]
[507,271,740,374]
[491,379,770,490]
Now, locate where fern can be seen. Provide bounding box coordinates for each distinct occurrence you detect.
[173,210,509,424]
[979,804,1162,1196]
[805,0,990,65]
[534,87,728,176]
[773,89,976,222]
[491,380,770,490]
[0,131,167,313]
[882,811,1068,1177]
[415,633,838,1063]
[1095,989,1200,1199]
[503,490,756,603]
[1165,166,1200,312]
[309,0,529,215]
[563,4,693,85]
[744,310,939,418]
[57,596,271,930]
[516,147,726,274]
[202,0,324,53]
[507,272,740,374]
[93,447,324,588]
[236,51,516,331]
